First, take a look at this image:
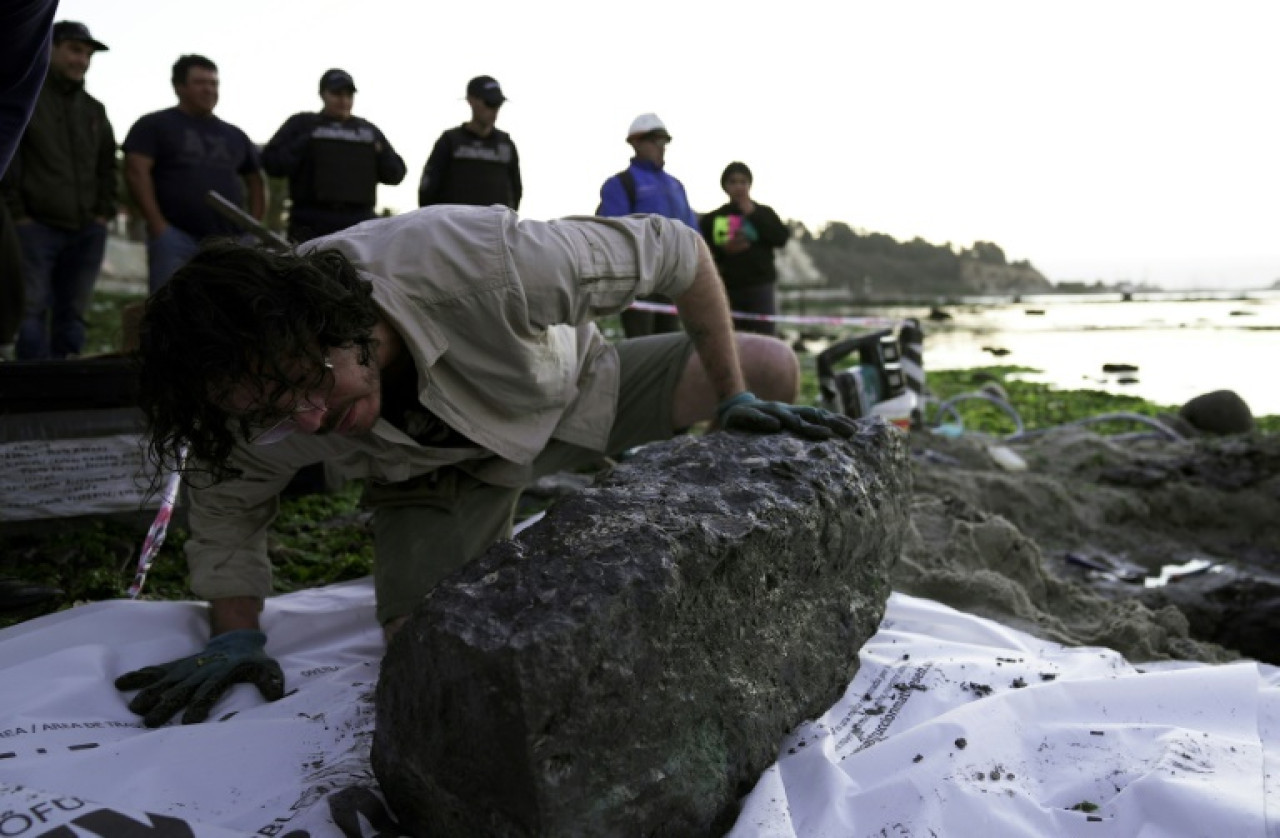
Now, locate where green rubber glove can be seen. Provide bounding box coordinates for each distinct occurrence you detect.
[717,391,859,440]
[114,629,285,727]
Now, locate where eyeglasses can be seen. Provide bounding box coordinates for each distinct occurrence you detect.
[247,353,334,446]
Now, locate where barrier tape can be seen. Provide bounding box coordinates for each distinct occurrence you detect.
[627,299,901,330]
[127,446,186,599]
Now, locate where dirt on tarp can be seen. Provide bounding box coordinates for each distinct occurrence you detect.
[896,426,1280,665]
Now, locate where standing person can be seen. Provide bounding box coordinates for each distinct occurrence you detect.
[122,54,264,293]
[699,162,790,337]
[262,69,406,242]
[2,20,116,360]
[597,113,699,338]
[417,75,521,210]
[0,0,68,613]
[113,206,855,727]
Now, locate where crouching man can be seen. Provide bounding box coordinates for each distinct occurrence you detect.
[115,206,855,726]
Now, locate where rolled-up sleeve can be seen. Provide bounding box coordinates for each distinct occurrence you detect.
[509,213,701,328]
[183,449,297,601]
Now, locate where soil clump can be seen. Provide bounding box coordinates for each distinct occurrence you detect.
[899,426,1280,664]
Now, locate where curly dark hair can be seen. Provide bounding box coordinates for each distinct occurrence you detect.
[137,240,379,485]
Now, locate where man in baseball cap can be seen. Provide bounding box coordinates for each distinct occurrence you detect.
[318,68,356,94]
[465,75,506,107]
[50,20,108,52]
[262,67,405,244]
[418,75,521,210]
[2,19,116,359]
[596,112,699,337]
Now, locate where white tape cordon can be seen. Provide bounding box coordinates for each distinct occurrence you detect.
[627,299,901,330]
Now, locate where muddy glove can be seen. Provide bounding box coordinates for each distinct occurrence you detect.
[114,629,285,727]
[717,391,858,441]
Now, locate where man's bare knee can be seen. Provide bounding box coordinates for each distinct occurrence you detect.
[671,333,800,427]
[738,334,799,403]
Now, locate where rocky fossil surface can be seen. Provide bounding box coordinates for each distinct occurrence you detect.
[374,424,911,837]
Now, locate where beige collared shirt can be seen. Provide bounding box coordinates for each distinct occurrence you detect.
[184,205,700,601]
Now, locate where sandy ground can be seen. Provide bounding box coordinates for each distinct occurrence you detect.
[897,425,1280,664]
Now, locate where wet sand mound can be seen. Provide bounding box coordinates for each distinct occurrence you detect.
[896,427,1280,664]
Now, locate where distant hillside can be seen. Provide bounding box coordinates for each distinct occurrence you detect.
[782,220,1052,299]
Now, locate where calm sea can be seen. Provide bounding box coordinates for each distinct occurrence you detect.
[797,289,1280,418]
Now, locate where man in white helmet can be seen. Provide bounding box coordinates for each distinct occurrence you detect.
[597,113,699,337]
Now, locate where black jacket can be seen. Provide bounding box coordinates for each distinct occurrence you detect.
[699,201,790,289]
[417,124,521,210]
[261,111,405,238]
[1,70,116,230]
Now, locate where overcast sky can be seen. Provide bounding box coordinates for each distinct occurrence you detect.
[53,0,1280,289]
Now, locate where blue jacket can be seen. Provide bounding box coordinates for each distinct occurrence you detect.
[598,158,698,230]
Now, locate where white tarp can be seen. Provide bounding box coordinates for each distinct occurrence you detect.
[732,597,1279,838]
[0,580,1275,838]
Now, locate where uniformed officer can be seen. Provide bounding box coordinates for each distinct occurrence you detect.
[262,68,406,242]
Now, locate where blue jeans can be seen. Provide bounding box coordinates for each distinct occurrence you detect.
[147,225,201,294]
[16,220,108,360]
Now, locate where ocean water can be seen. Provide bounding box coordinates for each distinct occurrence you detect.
[802,290,1280,417]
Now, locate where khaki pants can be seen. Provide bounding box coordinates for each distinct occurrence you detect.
[366,333,693,624]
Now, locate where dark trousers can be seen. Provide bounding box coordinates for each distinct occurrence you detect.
[620,294,681,338]
[726,283,778,337]
[146,225,200,294]
[16,219,107,359]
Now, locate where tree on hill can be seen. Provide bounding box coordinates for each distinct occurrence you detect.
[962,241,1007,265]
[789,221,1046,299]
[787,220,813,243]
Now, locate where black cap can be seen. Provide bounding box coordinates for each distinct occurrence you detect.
[52,21,108,51]
[319,68,357,93]
[466,75,506,107]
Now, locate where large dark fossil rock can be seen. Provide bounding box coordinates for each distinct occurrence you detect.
[373,424,910,837]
